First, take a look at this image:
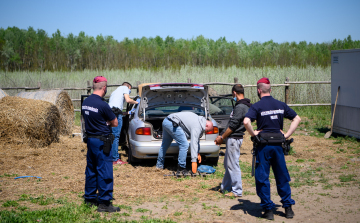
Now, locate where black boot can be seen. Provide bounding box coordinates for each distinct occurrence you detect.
[97,201,120,212]
[176,165,189,176]
[261,209,274,220]
[84,198,98,207]
[285,205,294,219]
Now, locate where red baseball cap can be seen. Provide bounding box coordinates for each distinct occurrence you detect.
[257,77,270,85]
[93,76,107,83]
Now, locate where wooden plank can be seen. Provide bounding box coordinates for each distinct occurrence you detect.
[287,103,331,107]
[202,82,290,87]
[1,87,40,90]
[284,81,331,84]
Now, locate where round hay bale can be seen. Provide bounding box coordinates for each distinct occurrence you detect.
[0,88,8,99]
[17,90,74,135]
[0,96,60,147]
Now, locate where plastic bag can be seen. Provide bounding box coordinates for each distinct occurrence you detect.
[197,165,216,174]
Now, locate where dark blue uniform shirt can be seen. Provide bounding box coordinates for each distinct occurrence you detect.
[245,96,297,133]
[82,94,116,135]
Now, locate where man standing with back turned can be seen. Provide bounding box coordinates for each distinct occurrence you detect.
[82,76,120,212]
[108,82,138,165]
[243,77,301,220]
[214,84,251,197]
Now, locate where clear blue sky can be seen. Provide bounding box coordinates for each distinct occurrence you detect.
[1,0,359,44]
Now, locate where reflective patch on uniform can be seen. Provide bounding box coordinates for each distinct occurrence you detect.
[270,115,278,119]
[261,109,284,116]
[82,105,98,113]
[85,111,89,115]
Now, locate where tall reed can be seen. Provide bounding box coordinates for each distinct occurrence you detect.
[0,65,330,107]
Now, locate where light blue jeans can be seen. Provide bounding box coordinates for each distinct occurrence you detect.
[221,138,243,196]
[111,113,123,162]
[156,118,189,169]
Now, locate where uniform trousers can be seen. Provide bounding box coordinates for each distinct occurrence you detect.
[255,144,295,210]
[85,137,113,203]
[221,138,243,196]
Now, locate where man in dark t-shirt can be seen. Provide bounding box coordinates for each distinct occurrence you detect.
[82,76,119,212]
[244,77,301,220]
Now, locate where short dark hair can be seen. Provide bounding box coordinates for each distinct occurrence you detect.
[232,84,244,95]
[122,82,132,88]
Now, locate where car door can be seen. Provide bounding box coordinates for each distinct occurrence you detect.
[209,95,235,133]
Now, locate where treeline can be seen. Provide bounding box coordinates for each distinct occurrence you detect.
[1,26,359,71]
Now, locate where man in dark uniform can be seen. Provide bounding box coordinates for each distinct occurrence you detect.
[243,77,301,220]
[82,76,120,212]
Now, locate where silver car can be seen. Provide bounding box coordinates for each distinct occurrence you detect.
[122,83,220,165]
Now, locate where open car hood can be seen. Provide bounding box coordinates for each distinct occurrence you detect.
[140,83,209,112]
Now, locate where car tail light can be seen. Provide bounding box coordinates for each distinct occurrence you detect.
[135,127,151,135]
[206,126,219,134]
[191,84,204,88]
[149,84,161,88]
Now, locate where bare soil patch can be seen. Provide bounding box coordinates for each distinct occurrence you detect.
[1,125,360,222]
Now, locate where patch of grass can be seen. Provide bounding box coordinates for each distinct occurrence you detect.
[202,203,211,210]
[17,206,29,211]
[322,184,333,190]
[243,191,256,196]
[340,165,349,169]
[215,210,223,216]
[316,167,324,172]
[200,182,211,189]
[339,174,357,182]
[239,161,252,173]
[318,177,329,184]
[1,173,18,178]
[308,159,316,162]
[288,146,296,155]
[162,205,168,209]
[2,200,19,207]
[296,159,305,163]
[118,204,132,212]
[29,195,55,205]
[174,211,182,216]
[136,208,150,213]
[288,165,301,172]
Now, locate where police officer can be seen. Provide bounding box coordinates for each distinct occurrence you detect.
[82,76,120,212]
[243,77,301,220]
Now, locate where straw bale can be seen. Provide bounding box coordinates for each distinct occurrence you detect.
[0,88,8,99]
[0,96,60,147]
[17,90,74,135]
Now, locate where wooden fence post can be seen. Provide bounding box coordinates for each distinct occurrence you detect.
[234,77,238,83]
[285,77,289,104]
[187,78,191,83]
[37,82,41,89]
[87,80,91,95]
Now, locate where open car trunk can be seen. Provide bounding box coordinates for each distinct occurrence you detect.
[145,118,164,139]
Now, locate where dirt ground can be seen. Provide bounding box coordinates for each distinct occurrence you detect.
[1,125,360,223]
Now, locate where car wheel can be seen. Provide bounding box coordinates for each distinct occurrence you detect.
[127,134,140,164]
